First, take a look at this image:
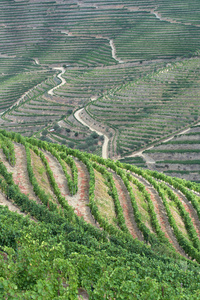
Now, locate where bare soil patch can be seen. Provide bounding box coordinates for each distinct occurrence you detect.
[70,159,97,226]
[78,288,89,300]
[165,183,200,240]
[0,144,39,203]
[0,191,25,216]
[43,151,71,198]
[132,174,186,256]
[112,173,143,240]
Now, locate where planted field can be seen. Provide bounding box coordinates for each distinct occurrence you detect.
[1,0,200,298]
[88,57,200,156]
[144,124,200,182]
[0,0,200,160]
[1,130,200,297]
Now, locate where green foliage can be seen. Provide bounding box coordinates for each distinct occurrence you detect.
[92,162,129,234]
[0,130,200,298]
[0,133,15,166]
[1,205,200,299]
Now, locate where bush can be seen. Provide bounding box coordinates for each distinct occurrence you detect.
[91,132,99,139]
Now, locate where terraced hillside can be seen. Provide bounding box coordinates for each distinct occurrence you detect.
[1,1,200,298]
[0,0,200,170]
[1,130,200,298]
[143,123,200,182]
[88,57,200,156]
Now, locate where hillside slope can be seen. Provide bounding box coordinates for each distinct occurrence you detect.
[0,0,200,169]
[0,130,200,298]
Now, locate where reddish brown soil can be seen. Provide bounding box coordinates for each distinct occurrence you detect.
[165,183,200,240]
[0,144,39,202]
[73,159,97,226]
[43,151,96,226]
[112,173,143,240]
[131,173,186,256]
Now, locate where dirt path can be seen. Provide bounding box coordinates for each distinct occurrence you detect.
[42,151,96,226]
[112,173,143,240]
[126,126,194,163]
[56,28,124,64]
[0,194,36,221]
[109,39,124,64]
[48,67,66,96]
[0,53,16,58]
[33,58,40,65]
[162,128,191,144]
[75,3,198,28]
[0,155,36,221]
[127,5,200,28]
[175,194,200,241]
[74,108,109,159]
[0,62,61,118]
[132,173,186,256]
[127,147,153,159]
[188,188,200,197]
[0,144,39,202]
[151,9,200,28]
[0,80,43,117]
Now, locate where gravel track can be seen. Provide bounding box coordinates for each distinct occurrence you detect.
[48,67,66,96]
[74,108,109,159]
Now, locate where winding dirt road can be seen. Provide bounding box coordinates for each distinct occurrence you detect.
[126,126,196,164]
[0,80,43,117]
[46,63,110,159]
[74,108,109,159]
[56,29,124,64]
[109,39,124,64]
[33,58,40,65]
[48,67,66,96]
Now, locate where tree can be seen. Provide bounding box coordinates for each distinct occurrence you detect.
[61,139,67,145]
[91,132,99,139]
[53,124,60,131]
[67,109,73,115]
[42,129,48,136]
[68,142,74,148]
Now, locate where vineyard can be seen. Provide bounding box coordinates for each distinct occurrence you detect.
[0,1,200,174]
[0,130,200,298]
[1,1,200,297]
[144,124,200,183]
